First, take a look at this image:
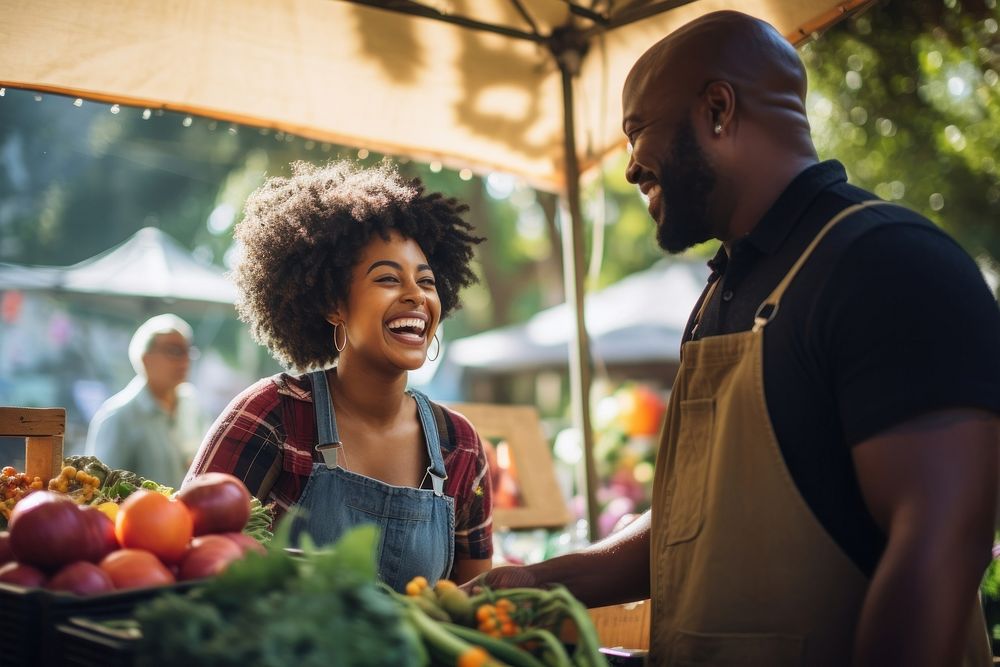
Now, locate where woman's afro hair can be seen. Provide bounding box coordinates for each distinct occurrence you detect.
[233,160,483,370]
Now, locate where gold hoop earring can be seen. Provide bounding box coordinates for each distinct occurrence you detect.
[426,333,441,362]
[334,323,348,353]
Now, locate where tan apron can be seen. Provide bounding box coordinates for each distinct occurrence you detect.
[649,201,992,666]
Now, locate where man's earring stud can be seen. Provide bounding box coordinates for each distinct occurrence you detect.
[714,123,723,135]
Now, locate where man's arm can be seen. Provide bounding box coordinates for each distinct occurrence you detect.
[451,558,493,586]
[476,510,652,607]
[852,408,998,667]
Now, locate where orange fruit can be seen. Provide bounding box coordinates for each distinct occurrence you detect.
[99,548,175,589]
[115,490,193,564]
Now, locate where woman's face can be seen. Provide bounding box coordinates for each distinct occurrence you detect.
[330,232,440,371]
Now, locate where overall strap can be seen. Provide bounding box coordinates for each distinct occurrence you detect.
[409,389,447,497]
[753,200,891,332]
[308,369,343,469]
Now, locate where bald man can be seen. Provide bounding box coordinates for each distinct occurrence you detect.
[473,11,999,667]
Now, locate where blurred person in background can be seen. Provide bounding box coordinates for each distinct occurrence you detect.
[186,161,494,592]
[86,313,206,487]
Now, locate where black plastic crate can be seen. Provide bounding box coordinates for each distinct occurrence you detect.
[56,617,139,667]
[0,582,45,667]
[0,581,199,667]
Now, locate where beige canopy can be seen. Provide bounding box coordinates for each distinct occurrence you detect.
[0,0,873,535]
[2,0,869,191]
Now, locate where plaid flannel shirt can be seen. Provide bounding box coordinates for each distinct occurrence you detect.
[186,373,493,561]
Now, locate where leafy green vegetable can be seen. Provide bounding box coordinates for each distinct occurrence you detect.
[90,464,172,504]
[63,455,111,486]
[242,497,275,546]
[133,521,425,667]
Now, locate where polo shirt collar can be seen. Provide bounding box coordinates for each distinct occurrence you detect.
[740,160,849,256]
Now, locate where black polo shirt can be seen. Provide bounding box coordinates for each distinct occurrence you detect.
[684,160,1000,576]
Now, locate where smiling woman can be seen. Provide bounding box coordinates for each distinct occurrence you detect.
[182,161,494,590]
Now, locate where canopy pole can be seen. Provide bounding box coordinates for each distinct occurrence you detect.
[555,41,599,543]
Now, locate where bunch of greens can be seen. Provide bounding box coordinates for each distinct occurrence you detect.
[59,455,174,503]
[133,523,425,667]
[242,496,275,546]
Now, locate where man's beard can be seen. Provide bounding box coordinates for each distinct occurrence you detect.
[654,119,716,254]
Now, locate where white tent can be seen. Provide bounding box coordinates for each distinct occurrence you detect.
[0,227,236,314]
[450,258,710,372]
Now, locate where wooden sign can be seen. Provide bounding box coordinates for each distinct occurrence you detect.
[448,403,570,530]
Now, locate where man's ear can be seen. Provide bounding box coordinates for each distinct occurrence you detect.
[703,80,736,135]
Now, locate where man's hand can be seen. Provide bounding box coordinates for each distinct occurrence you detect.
[459,564,538,595]
[459,512,652,607]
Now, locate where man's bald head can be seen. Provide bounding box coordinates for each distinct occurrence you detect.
[622,11,820,249]
[625,10,809,129]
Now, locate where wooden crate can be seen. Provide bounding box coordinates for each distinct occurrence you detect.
[0,406,65,483]
[588,599,650,650]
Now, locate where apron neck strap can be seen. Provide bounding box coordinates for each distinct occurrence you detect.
[753,200,891,333]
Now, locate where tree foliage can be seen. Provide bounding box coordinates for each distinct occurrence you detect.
[802,0,1000,264]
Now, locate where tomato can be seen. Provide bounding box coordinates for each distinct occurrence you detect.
[178,535,244,581]
[0,561,46,588]
[47,561,115,596]
[175,473,252,536]
[99,549,175,590]
[219,531,266,556]
[8,491,87,571]
[77,506,119,563]
[115,490,193,564]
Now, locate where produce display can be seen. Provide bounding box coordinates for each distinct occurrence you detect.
[1,455,606,665]
[0,456,274,595]
[130,523,607,666]
[0,466,44,524]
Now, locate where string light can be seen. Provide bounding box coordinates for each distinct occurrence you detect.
[459,168,473,181]
[357,148,369,159]
[109,104,120,114]
[0,88,5,97]
[429,161,442,173]
[142,109,151,120]
[182,116,193,127]
[73,98,83,107]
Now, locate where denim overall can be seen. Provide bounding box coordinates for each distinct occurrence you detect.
[289,370,455,592]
